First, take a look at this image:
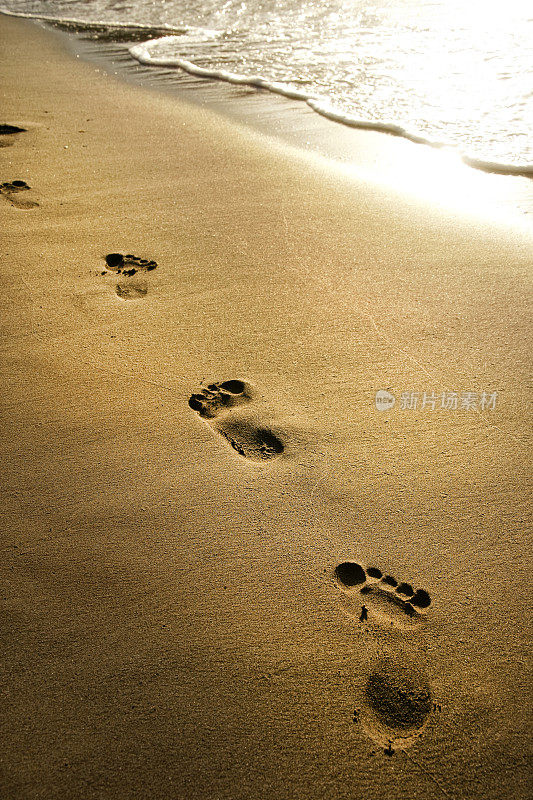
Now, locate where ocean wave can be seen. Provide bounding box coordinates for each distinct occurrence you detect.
[2,6,532,179]
[131,37,533,179]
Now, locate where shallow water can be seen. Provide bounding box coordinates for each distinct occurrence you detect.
[2,0,532,170]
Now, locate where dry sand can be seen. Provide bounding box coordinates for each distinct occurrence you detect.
[1,14,532,800]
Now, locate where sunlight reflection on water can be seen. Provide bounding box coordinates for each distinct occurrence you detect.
[3,0,532,166]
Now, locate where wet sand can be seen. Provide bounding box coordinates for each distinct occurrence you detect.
[1,14,532,800]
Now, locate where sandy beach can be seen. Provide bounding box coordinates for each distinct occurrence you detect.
[1,14,532,800]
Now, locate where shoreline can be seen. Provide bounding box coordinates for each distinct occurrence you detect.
[1,14,532,800]
[5,9,533,223]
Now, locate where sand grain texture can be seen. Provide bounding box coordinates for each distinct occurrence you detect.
[1,15,532,800]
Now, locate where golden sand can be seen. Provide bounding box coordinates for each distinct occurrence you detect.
[1,14,532,799]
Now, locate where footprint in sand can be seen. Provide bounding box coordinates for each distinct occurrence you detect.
[101,253,158,300]
[188,380,284,461]
[0,124,26,148]
[334,561,435,750]
[0,180,39,209]
[334,561,431,626]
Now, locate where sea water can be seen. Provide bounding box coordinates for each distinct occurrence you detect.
[2,0,532,173]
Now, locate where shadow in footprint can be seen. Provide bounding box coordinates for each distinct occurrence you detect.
[188,380,284,461]
[0,124,26,148]
[0,124,26,134]
[358,651,433,750]
[1,180,38,209]
[116,282,147,300]
[104,253,157,274]
[334,561,431,626]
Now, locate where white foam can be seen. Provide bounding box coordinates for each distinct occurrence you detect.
[130,39,312,100]
[2,6,532,179]
[130,40,533,179]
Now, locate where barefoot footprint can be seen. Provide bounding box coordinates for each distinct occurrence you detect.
[334,563,436,750]
[334,561,431,625]
[188,380,284,461]
[101,253,158,300]
[0,180,39,209]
